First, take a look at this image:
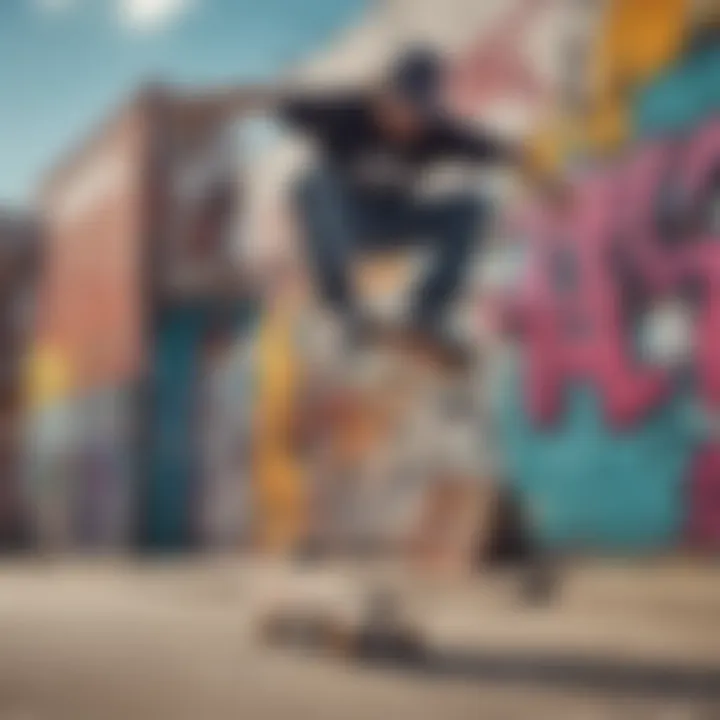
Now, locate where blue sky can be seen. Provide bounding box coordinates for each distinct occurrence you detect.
[0,0,366,207]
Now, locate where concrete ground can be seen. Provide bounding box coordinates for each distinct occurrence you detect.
[0,557,719,720]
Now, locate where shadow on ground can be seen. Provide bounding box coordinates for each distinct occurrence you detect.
[360,647,720,701]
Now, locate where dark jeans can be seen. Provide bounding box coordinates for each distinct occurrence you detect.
[294,164,484,326]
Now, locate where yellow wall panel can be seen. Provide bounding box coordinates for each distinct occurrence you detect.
[253,307,307,553]
[592,0,689,99]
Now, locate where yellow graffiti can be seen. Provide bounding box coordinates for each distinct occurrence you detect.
[24,345,73,411]
[253,305,307,553]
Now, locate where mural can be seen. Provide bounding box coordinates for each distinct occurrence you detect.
[495,111,720,553]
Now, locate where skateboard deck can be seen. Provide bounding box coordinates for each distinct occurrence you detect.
[360,318,475,376]
[257,588,427,663]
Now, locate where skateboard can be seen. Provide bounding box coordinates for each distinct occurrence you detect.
[257,587,427,664]
[357,318,475,376]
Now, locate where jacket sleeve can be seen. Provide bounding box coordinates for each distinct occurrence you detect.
[279,96,322,130]
[440,122,520,165]
[278,95,343,137]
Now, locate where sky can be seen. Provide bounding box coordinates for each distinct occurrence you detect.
[0,0,366,208]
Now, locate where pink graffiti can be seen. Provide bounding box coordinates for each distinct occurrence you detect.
[616,120,720,406]
[618,137,681,290]
[516,172,668,428]
[503,117,720,548]
[508,118,720,429]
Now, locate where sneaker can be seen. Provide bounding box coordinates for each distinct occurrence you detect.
[405,316,474,373]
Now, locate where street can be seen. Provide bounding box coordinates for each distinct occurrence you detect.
[0,559,719,720]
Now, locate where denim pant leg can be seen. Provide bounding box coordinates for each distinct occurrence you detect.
[293,165,363,314]
[294,167,484,324]
[410,194,484,325]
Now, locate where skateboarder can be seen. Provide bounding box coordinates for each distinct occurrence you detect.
[281,46,521,351]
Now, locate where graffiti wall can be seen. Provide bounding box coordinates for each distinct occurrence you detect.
[495,105,720,553]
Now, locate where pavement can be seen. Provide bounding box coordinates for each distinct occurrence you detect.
[0,556,719,720]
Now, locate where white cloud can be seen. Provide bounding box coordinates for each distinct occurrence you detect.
[34,0,77,13]
[118,0,194,32]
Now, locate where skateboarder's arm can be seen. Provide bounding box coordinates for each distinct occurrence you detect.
[436,122,522,166]
[279,96,328,131]
[278,93,365,138]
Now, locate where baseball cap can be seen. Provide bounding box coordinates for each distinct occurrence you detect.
[388,46,444,118]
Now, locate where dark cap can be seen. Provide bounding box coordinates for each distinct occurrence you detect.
[387,46,444,117]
